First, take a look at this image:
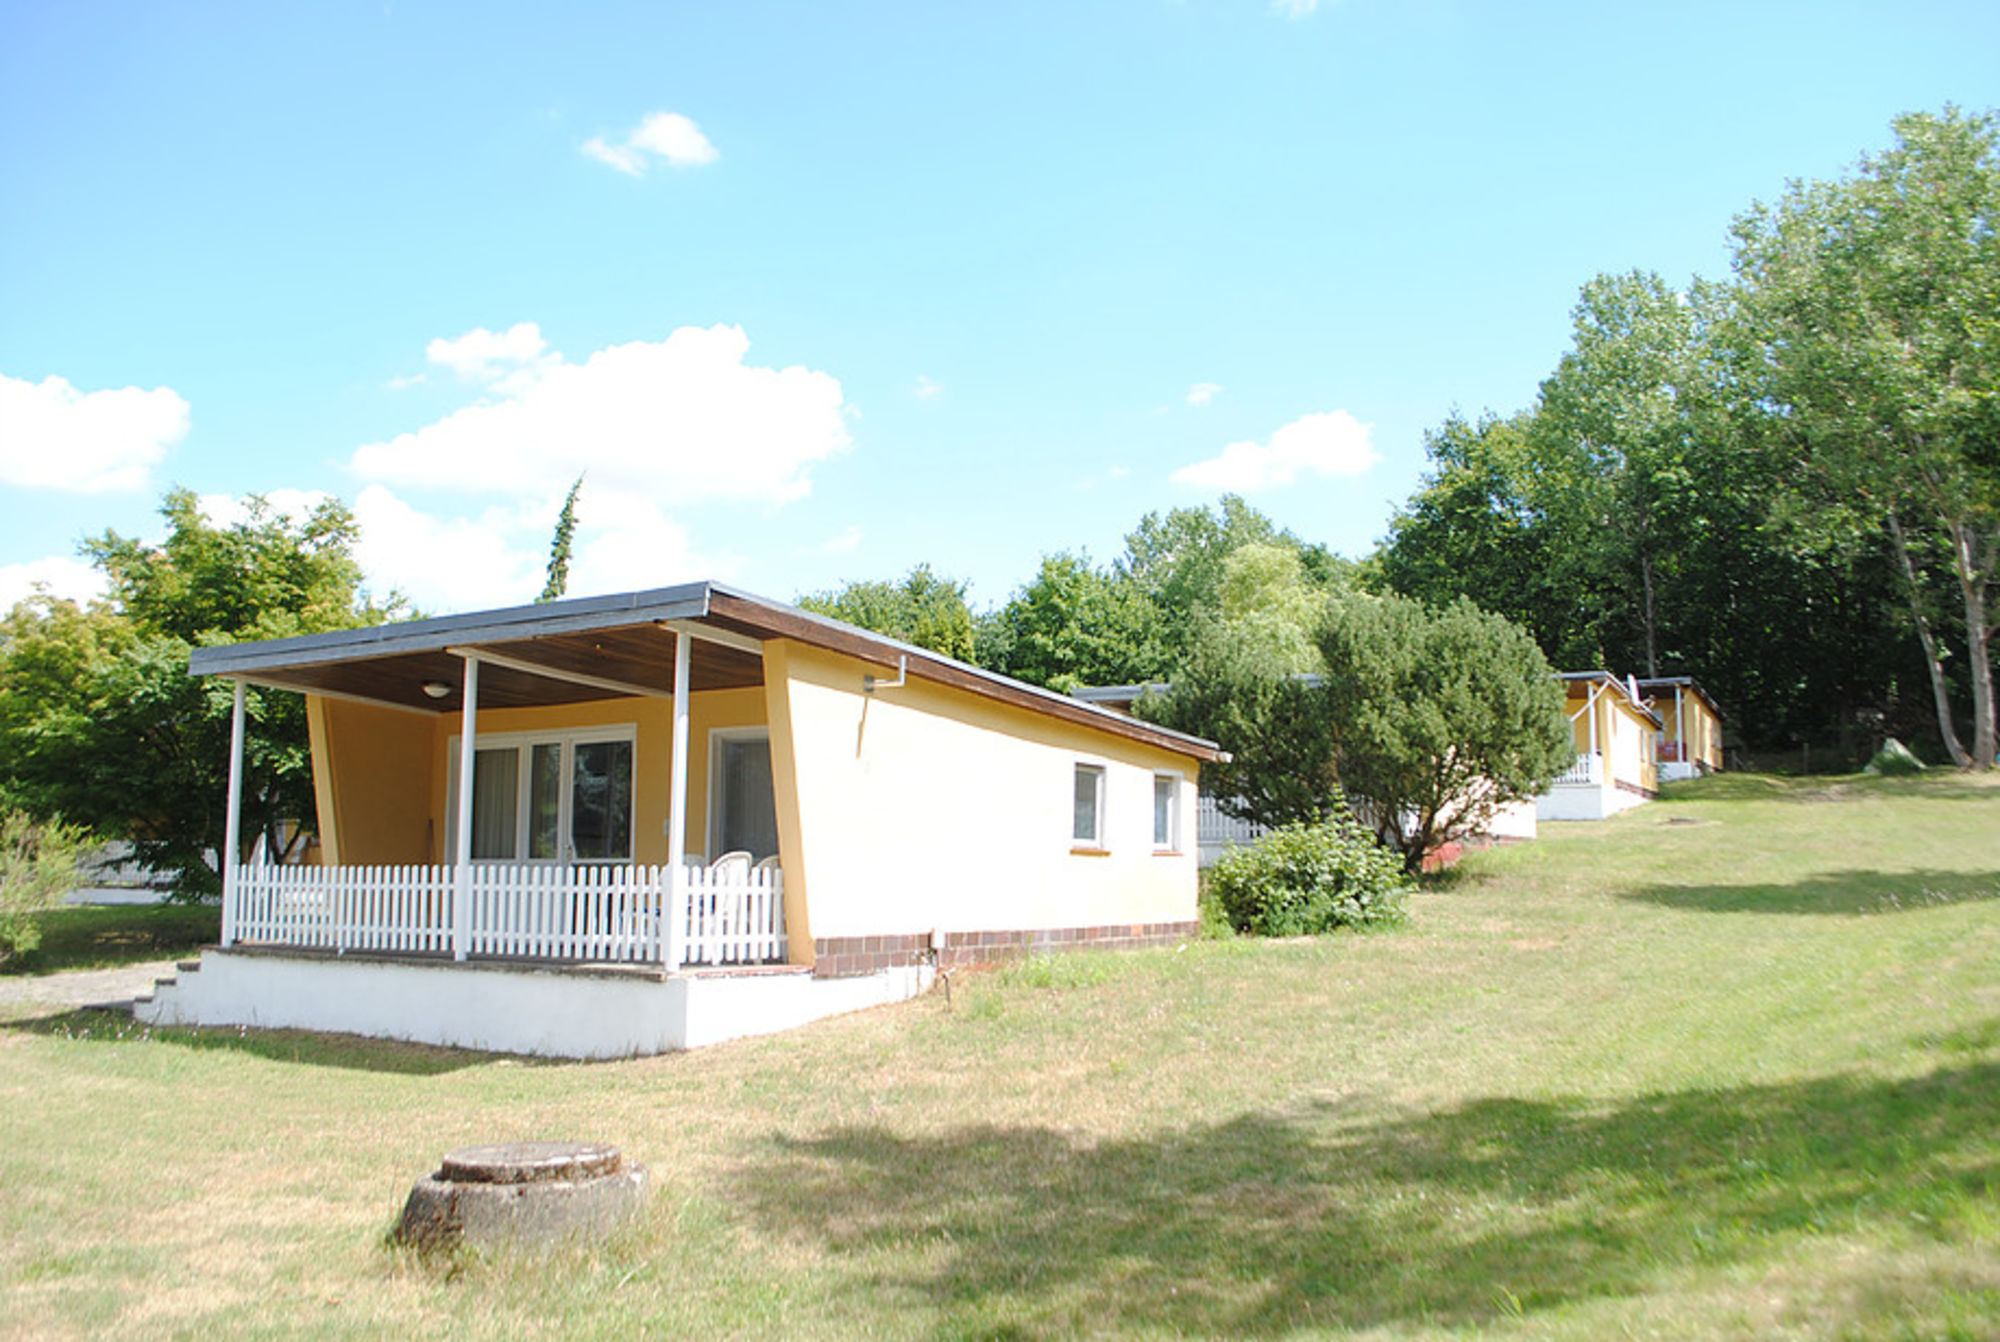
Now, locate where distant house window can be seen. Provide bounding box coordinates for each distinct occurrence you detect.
[1072,764,1106,847]
[1153,773,1180,851]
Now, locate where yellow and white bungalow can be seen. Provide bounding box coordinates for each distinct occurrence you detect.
[1535,671,1662,821]
[1636,676,1725,781]
[135,582,1222,1058]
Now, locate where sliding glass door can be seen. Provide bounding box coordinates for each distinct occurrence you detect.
[449,728,635,864]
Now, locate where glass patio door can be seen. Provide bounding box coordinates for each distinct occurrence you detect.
[708,729,779,862]
[451,730,635,865]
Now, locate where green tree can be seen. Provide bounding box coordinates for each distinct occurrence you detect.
[1732,107,2000,768]
[978,552,1164,691]
[798,564,977,662]
[0,490,392,897]
[1376,411,1595,662]
[1137,644,1339,831]
[1316,594,1572,873]
[1138,545,1341,828]
[538,474,584,603]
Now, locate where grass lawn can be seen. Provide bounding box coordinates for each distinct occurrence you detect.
[3,902,219,975]
[1,773,1995,1339]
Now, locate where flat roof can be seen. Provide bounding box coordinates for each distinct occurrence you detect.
[1635,675,1726,719]
[189,580,1225,762]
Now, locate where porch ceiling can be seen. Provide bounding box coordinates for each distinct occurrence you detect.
[241,626,764,714]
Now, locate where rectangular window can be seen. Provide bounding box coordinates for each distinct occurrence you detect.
[1072,764,1106,847]
[1153,773,1180,851]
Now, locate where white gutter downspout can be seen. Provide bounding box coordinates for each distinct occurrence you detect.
[451,655,480,961]
[663,628,691,970]
[220,680,246,946]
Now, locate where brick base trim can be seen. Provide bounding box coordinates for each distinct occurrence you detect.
[1614,779,1661,799]
[813,921,1199,978]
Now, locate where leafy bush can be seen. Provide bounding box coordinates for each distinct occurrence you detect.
[1,810,85,965]
[1206,807,1410,936]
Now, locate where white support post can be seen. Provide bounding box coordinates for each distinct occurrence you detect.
[663,630,691,969]
[1675,684,1687,772]
[220,680,246,946]
[452,655,480,961]
[1587,681,1600,761]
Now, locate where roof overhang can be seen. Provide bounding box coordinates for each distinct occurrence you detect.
[1558,670,1664,728]
[1634,676,1726,721]
[189,581,1226,763]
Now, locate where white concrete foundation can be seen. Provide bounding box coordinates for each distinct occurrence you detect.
[1535,783,1652,822]
[134,950,932,1058]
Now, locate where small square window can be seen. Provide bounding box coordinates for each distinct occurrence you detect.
[1153,773,1180,850]
[1072,764,1106,846]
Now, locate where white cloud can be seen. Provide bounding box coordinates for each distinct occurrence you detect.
[583,111,720,175]
[425,322,551,385]
[0,555,107,610]
[351,323,850,508]
[1170,409,1379,492]
[0,372,189,493]
[913,375,944,400]
[820,525,862,554]
[353,485,544,613]
[1272,0,1322,17]
[581,137,646,176]
[566,493,717,598]
[1185,381,1223,407]
[350,484,721,614]
[197,488,333,529]
[629,112,719,167]
[1073,465,1132,492]
[386,373,428,390]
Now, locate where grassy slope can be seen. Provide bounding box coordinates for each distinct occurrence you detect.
[1,774,1994,1340]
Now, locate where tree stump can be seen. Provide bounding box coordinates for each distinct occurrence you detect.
[394,1141,647,1254]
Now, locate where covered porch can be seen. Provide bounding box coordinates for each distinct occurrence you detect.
[202,585,810,973]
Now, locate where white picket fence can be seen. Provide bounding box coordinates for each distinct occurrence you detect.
[228,862,786,967]
[1550,751,1602,787]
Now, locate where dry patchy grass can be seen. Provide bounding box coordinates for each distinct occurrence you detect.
[0,772,1995,1338]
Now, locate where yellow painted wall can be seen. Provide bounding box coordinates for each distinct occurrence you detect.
[1565,682,1660,794]
[762,639,1200,950]
[1649,693,1723,770]
[306,697,437,865]
[307,688,768,866]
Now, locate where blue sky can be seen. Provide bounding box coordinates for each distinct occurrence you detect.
[3,1,1996,615]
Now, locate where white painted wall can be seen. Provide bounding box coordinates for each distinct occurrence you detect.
[134,950,931,1059]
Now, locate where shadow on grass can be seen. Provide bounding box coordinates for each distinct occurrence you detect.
[5,1006,527,1075]
[4,903,219,975]
[734,1060,1999,1336]
[1618,869,2000,916]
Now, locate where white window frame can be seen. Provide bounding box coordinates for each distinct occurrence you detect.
[1072,762,1108,849]
[1152,770,1183,853]
[445,723,637,865]
[706,725,775,861]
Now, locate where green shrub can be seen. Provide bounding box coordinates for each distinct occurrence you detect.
[1,810,85,965]
[1207,809,1410,936]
